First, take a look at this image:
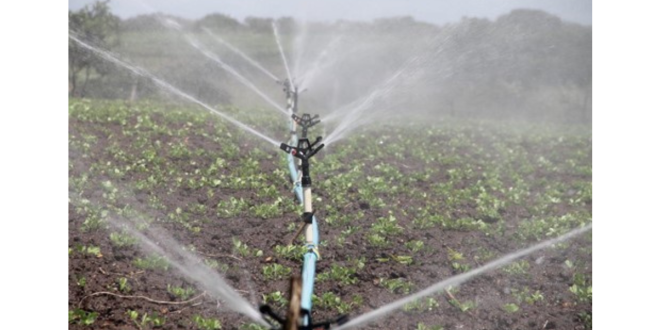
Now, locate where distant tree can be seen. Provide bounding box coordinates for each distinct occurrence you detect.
[195,13,243,32]
[69,0,120,97]
[244,17,274,33]
[275,17,295,34]
[120,14,163,32]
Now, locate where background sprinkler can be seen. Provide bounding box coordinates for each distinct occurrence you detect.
[279,78,299,114]
[292,113,321,140]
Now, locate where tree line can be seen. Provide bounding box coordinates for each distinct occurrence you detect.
[69,1,591,124]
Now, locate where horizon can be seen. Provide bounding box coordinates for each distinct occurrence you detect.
[69,0,592,26]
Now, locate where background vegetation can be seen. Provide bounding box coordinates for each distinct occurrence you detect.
[69,1,591,125]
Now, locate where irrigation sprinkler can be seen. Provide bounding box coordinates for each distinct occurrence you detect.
[273,77,340,327]
[280,136,324,240]
[292,113,321,140]
[279,79,299,114]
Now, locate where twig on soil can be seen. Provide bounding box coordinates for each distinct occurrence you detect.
[289,223,307,245]
[197,251,243,261]
[444,289,476,317]
[98,267,144,278]
[78,291,206,308]
[172,301,204,314]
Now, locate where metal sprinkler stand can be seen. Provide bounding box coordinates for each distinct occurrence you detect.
[280,136,324,227]
[261,138,350,330]
[274,78,347,328]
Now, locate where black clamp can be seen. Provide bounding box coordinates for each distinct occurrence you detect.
[259,305,349,330]
[292,113,320,139]
[280,137,324,187]
[302,210,315,224]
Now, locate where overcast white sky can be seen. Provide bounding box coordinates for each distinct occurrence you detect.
[68,0,591,25]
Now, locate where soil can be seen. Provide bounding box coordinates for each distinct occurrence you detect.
[69,106,592,330]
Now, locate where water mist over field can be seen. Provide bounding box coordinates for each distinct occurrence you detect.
[69,2,592,329]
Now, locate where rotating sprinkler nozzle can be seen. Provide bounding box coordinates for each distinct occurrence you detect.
[280,137,324,187]
[292,113,321,139]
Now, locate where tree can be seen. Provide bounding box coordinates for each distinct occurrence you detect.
[194,13,243,32]
[244,17,274,34]
[69,0,120,97]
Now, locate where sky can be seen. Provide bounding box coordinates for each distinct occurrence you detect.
[68,0,592,25]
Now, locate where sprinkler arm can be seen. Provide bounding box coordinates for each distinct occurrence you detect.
[291,113,320,139]
[280,137,323,187]
[279,137,324,163]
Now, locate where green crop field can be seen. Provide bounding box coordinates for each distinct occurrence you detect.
[69,98,591,329]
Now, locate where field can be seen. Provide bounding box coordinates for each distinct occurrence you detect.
[69,98,592,330]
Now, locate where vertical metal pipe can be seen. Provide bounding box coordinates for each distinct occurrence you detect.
[284,274,302,330]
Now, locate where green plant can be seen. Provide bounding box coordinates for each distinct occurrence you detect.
[370,212,404,236]
[312,292,355,314]
[262,264,291,280]
[127,310,166,329]
[404,297,440,313]
[117,277,131,293]
[502,303,520,313]
[274,244,307,261]
[109,231,138,248]
[69,309,98,326]
[76,275,87,287]
[262,291,287,308]
[448,295,477,313]
[232,238,251,257]
[569,273,592,303]
[317,264,358,286]
[74,244,102,257]
[192,315,222,330]
[578,311,592,330]
[133,254,169,271]
[367,233,387,247]
[380,278,415,294]
[167,284,196,300]
[416,322,444,330]
[239,323,269,330]
[447,248,470,273]
[502,260,530,276]
[405,240,425,253]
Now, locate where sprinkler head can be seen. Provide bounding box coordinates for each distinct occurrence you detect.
[292,113,321,139]
[279,137,324,162]
[280,137,324,187]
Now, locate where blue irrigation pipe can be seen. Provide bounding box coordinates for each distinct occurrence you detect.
[286,117,319,326]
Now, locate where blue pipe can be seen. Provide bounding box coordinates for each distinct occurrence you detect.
[286,118,319,326]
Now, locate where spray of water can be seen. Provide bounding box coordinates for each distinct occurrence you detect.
[272,21,294,83]
[185,35,288,116]
[335,224,592,330]
[298,34,345,91]
[106,216,269,326]
[320,27,460,146]
[158,18,287,116]
[323,54,425,145]
[69,33,280,147]
[292,20,308,79]
[202,27,279,82]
